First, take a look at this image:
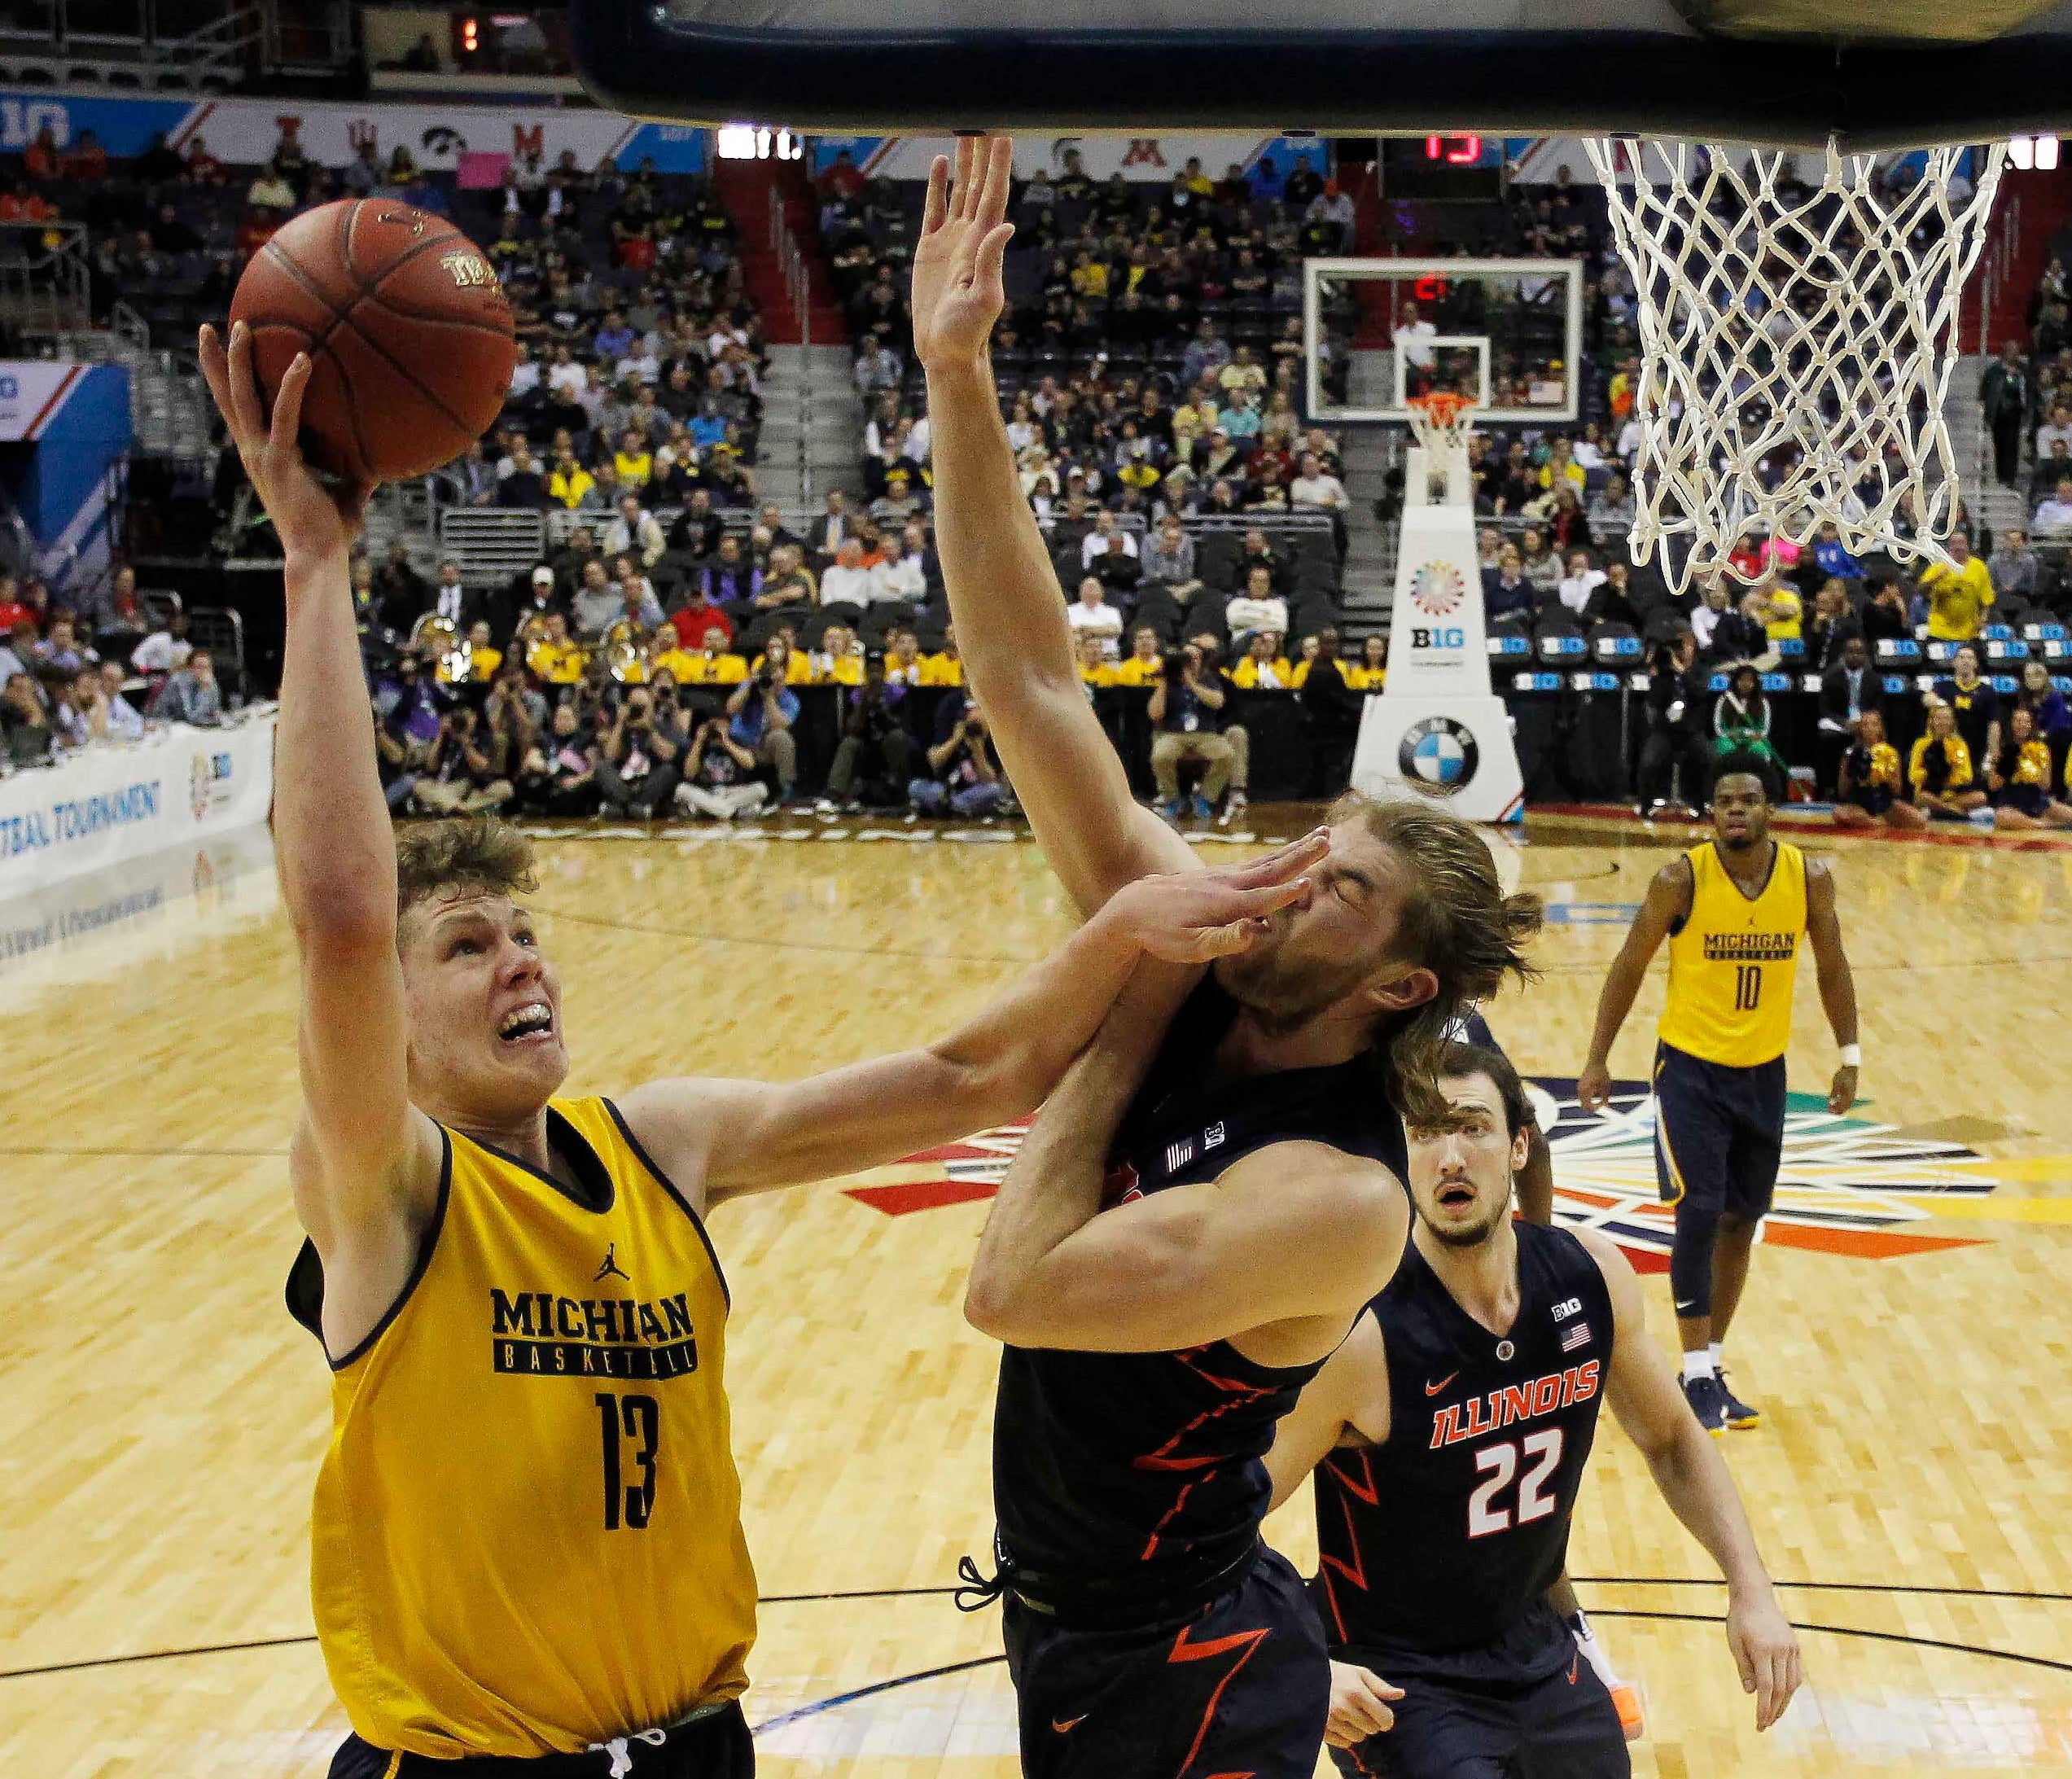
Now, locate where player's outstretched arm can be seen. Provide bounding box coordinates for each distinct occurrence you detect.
[914,136,1193,914]
[619,835,1328,1207]
[1804,859,1860,1113]
[197,324,439,1268]
[964,970,1407,1352]
[1579,1229,1803,1732]
[1577,859,1687,1111]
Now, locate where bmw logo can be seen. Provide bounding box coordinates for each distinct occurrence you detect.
[1399,716,1480,793]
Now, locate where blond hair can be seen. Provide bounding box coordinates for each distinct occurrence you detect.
[1326,792,1543,1128]
[394,817,537,928]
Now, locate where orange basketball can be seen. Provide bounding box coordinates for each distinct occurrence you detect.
[229,198,516,485]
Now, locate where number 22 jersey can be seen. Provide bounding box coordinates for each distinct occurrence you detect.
[1311,1223,1614,1680]
[286,1098,756,1759]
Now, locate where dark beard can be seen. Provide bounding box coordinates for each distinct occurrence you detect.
[1416,1199,1510,1249]
[1717,829,1762,852]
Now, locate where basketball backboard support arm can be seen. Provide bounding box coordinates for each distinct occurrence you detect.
[572,0,2072,149]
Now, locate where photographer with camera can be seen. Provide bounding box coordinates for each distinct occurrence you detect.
[414,704,514,817]
[1639,626,1715,819]
[910,693,1007,819]
[724,633,801,804]
[596,679,688,821]
[674,712,770,821]
[821,653,916,811]
[1148,632,1242,823]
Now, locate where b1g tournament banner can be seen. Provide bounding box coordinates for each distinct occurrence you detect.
[0,91,707,174]
[0,713,277,901]
[1350,484,1524,822]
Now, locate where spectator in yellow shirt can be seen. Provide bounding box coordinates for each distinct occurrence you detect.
[1230,631,1293,690]
[1920,532,1995,641]
[1109,625,1167,688]
[667,625,748,686]
[920,626,965,686]
[546,449,596,510]
[750,631,812,686]
[808,623,864,686]
[1537,437,1588,493]
[1746,581,1802,643]
[524,612,588,686]
[1343,633,1389,691]
[1077,633,1118,689]
[613,427,654,491]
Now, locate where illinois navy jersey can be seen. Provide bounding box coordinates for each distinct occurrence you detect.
[992,974,1409,1597]
[1313,1223,1614,1680]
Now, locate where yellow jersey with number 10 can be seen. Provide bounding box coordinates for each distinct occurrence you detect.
[300,1097,755,1759]
[1657,840,1807,1067]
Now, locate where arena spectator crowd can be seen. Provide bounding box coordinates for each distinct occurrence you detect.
[4,123,2070,835]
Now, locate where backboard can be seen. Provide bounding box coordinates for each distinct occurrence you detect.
[1303,259,1583,427]
[571,1,2072,149]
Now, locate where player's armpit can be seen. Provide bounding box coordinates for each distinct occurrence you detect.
[1570,1227,1687,1461]
[1264,1312,1388,1511]
[967,1141,1408,1355]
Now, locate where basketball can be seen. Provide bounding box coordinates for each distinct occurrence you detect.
[227,198,515,485]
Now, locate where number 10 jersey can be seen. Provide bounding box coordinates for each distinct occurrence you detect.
[289,1098,755,1759]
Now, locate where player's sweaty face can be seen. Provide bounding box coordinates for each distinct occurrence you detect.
[1712,778,1769,849]
[1406,1074,1524,1248]
[402,893,570,1116]
[1212,821,1408,1028]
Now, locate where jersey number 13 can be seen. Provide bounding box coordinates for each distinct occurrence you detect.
[596,1391,660,1530]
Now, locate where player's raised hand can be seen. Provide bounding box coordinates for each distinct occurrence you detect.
[1827,1062,1858,1115]
[1324,1660,1404,1748]
[1103,828,1328,963]
[1727,1584,1803,1731]
[911,134,1015,375]
[198,321,373,562]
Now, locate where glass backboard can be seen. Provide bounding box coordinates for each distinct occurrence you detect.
[1303,257,1583,427]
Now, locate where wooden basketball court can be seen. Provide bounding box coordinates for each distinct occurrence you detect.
[4,811,2070,1777]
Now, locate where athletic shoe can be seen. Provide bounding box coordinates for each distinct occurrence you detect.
[1189,794,1215,822]
[1719,1372,1762,1431]
[1159,797,1188,824]
[1682,1372,1729,1437]
[1219,790,1249,827]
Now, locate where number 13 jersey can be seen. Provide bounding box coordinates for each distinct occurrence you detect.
[1658,839,1807,1068]
[287,1098,755,1759]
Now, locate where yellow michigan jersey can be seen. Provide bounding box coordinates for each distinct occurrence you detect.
[1658,839,1807,1067]
[293,1098,755,1758]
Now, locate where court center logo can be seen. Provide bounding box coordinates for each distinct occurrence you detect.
[1409,559,1467,619]
[1399,716,1479,792]
[859,1083,2052,1273]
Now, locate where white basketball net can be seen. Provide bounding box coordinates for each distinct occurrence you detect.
[1584,139,2007,594]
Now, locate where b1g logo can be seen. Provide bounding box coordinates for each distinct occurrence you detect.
[1410,626,1466,650]
[1409,560,1467,619]
[1399,716,1479,793]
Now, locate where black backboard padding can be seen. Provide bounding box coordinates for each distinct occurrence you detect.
[572,8,2072,150]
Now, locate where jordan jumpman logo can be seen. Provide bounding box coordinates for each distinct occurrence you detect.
[594,1243,630,1283]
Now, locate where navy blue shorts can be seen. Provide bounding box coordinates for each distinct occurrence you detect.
[1004,1544,1329,1779]
[327,1704,754,1777]
[1652,1041,1785,1222]
[1325,1649,1629,1779]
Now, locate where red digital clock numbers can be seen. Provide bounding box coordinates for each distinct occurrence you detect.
[1424,135,1484,164]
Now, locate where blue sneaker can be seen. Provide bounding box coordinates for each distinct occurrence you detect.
[1719,1372,1762,1430]
[1159,797,1188,823]
[1683,1373,1729,1438]
[1189,794,1215,822]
